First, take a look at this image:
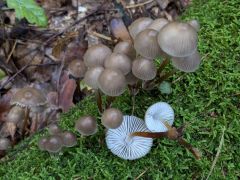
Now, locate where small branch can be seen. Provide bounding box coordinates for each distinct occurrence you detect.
[126,0,154,8]
[6,40,17,63]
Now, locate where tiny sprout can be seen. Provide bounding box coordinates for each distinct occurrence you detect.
[101,108,123,129]
[75,116,97,136]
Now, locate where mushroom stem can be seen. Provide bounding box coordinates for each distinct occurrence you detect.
[95,89,103,113]
[131,131,168,138]
[157,58,170,76]
[177,138,201,160]
[157,69,177,84]
[73,79,85,103]
[21,107,30,137]
[30,113,38,134]
[105,96,116,109]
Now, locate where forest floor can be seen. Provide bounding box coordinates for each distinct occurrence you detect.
[0,0,239,179]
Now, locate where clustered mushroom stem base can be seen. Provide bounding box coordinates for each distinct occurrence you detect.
[105,96,116,109]
[21,107,30,137]
[95,89,103,113]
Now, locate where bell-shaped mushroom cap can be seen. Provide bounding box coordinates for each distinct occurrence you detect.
[0,138,11,150]
[106,115,153,160]
[147,18,169,31]
[101,108,123,129]
[134,29,162,59]
[48,124,62,135]
[110,18,131,41]
[113,41,136,59]
[128,17,153,39]
[10,87,47,111]
[83,66,104,89]
[38,137,48,151]
[75,116,97,136]
[98,69,126,96]
[172,50,201,72]
[7,106,24,124]
[188,19,200,32]
[125,72,138,85]
[61,131,77,147]
[145,102,174,132]
[157,22,198,57]
[45,135,63,153]
[83,44,112,67]
[68,60,87,79]
[132,58,157,81]
[104,53,132,75]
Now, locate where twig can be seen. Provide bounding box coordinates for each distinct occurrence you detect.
[126,0,154,8]
[206,126,226,180]
[87,30,118,43]
[6,40,17,63]
[135,168,149,180]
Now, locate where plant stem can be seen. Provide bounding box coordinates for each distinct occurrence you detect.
[95,89,103,113]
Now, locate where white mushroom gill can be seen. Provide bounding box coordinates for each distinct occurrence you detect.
[145,102,174,132]
[106,115,153,160]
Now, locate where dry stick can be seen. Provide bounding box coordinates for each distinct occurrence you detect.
[6,40,17,63]
[126,0,154,8]
[87,30,118,43]
[206,127,226,180]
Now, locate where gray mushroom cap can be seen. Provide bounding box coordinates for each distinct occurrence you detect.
[157,22,198,57]
[67,60,87,79]
[83,66,104,89]
[0,138,11,150]
[38,137,48,151]
[61,131,77,147]
[113,41,136,59]
[101,108,123,129]
[188,19,200,32]
[7,106,24,124]
[45,135,63,153]
[106,115,153,160]
[75,116,98,136]
[147,18,169,32]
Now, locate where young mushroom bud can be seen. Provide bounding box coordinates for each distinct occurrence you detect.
[128,17,153,39]
[106,115,153,160]
[75,116,97,136]
[104,53,132,75]
[48,124,62,135]
[83,66,104,89]
[101,108,123,129]
[0,138,11,150]
[67,60,87,79]
[98,69,126,96]
[147,18,169,32]
[61,131,77,147]
[38,136,48,151]
[45,135,63,153]
[83,44,112,67]
[113,41,136,59]
[157,22,198,57]
[132,58,157,81]
[145,102,174,132]
[188,19,200,32]
[134,29,163,59]
[171,50,201,72]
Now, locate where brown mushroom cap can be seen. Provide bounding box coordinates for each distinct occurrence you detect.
[98,69,126,96]
[147,18,169,31]
[113,41,136,59]
[132,58,157,81]
[45,135,63,153]
[61,131,77,147]
[10,87,47,109]
[171,50,201,72]
[48,124,62,135]
[38,137,48,151]
[7,106,24,124]
[83,44,112,67]
[104,53,132,75]
[101,108,123,129]
[188,19,200,32]
[157,22,198,57]
[83,66,104,89]
[68,60,87,79]
[125,72,139,85]
[75,116,97,136]
[128,17,153,39]
[110,18,131,41]
[134,29,162,59]
[0,138,11,150]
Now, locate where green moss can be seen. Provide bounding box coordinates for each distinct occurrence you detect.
[1,0,240,179]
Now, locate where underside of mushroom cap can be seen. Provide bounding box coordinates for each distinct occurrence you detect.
[106,115,153,160]
[145,102,174,132]
[157,22,198,57]
[172,50,201,72]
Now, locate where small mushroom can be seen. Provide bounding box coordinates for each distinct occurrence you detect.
[38,136,48,151]
[113,41,136,59]
[128,17,153,39]
[171,50,201,72]
[45,135,63,153]
[7,106,24,125]
[132,58,157,81]
[134,29,163,59]
[106,115,153,160]
[147,18,169,32]
[125,72,139,86]
[83,66,105,89]
[61,131,77,147]
[48,124,62,135]
[75,116,97,136]
[110,18,131,41]
[0,138,11,150]
[145,102,174,132]
[98,69,126,96]
[83,44,112,67]
[188,19,200,32]
[67,60,87,79]
[104,53,132,75]
[157,22,198,57]
[101,108,123,129]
